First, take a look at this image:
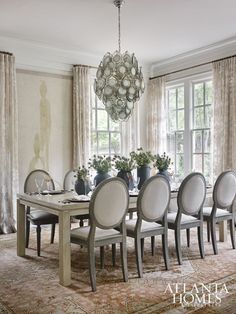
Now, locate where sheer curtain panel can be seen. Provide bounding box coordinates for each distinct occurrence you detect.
[212,57,236,177]
[0,52,18,234]
[72,65,91,168]
[146,77,166,154]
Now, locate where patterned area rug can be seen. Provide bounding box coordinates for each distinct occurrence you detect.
[0,224,236,313]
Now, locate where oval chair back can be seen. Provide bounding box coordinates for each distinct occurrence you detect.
[213,170,236,209]
[89,177,129,229]
[24,169,55,193]
[63,170,75,191]
[177,172,206,216]
[137,175,171,222]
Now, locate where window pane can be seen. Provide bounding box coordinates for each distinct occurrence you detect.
[98,132,109,154]
[97,110,108,130]
[177,87,184,109]
[205,81,213,105]
[97,99,104,109]
[92,110,96,130]
[204,154,211,183]
[168,89,176,110]
[192,130,202,153]
[169,110,176,131]
[203,130,211,153]
[194,83,204,106]
[109,118,120,131]
[91,132,97,155]
[193,154,202,172]
[110,133,121,155]
[176,154,184,177]
[176,132,184,153]
[194,107,204,128]
[177,109,184,130]
[205,105,212,128]
[167,133,175,154]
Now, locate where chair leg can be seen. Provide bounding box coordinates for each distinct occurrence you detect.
[211,219,218,255]
[229,219,235,249]
[112,243,116,266]
[36,225,41,257]
[198,224,205,259]
[186,229,190,247]
[141,238,144,261]
[151,236,155,256]
[162,233,169,270]
[207,221,210,242]
[135,237,143,278]
[100,246,105,269]
[129,212,133,219]
[88,244,96,292]
[50,224,56,244]
[175,228,182,265]
[79,219,84,227]
[120,241,128,282]
[26,219,30,248]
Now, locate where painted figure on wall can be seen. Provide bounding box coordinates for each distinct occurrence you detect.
[28,133,46,173]
[39,81,51,170]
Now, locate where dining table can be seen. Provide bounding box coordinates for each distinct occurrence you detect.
[16,188,227,287]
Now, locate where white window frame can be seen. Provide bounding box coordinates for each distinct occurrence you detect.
[166,72,213,180]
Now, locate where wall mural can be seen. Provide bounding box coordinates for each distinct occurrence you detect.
[28,80,51,173]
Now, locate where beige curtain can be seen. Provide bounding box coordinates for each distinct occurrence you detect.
[0,53,18,234]
[212,57,236,178]
[146,76,166,154]
[121,105,140,155]
[72,65,91,168]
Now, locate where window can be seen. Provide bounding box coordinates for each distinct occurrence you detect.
[91,87,122,156]
[167,86,185,177]
[192,80,213,182]
[166,75,213,183]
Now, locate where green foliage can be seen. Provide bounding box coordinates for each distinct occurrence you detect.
[74,166,89,181]
[113,155,136,172]
[154,152,171,172]
[88,155,112,174]
[130,147,154,167]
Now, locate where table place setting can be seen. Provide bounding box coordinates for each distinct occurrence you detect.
[59,194,91,204]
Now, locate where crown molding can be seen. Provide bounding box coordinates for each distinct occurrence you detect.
[0,35,103,75]
[151,36,236,78]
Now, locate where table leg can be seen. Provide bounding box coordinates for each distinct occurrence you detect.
[17,199,26,256]
[59,211,71,286]
[219,220,227,242]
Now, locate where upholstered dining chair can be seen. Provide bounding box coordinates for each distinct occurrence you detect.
[203,170,236,255]
[70,177,129,292]
[24,169,58,256]
[167,172,206,265]
[63,169,90,227]
[124,175,171,277]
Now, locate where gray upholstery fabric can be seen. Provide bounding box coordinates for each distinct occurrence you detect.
[125,219,162,232]
[203,207,232,217]
[167,212,198,224]
[71,226,121,241]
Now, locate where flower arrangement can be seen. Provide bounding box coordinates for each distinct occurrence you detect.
[113,155,136,172]
[88,155,112,174]
[130,147,154,167]
[153,152,171,172]
[74,166,89,181]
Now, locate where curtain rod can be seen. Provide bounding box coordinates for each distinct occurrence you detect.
[73,64,97,69]
[149,53,236,80]
[0,50,13,56]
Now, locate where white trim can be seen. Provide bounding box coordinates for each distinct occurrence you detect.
[151,36,236,79]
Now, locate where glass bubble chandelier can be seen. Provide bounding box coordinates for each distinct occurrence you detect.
[94,0,145,122]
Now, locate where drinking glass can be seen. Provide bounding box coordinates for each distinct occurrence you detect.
[133,177,140,193]
[35,177,44,195]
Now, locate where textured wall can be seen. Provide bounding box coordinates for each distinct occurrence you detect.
[17,70,72,192]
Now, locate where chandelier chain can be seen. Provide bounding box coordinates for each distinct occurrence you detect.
[118,5,121,52]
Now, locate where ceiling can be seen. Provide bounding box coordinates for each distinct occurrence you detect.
[0,0,236,65]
